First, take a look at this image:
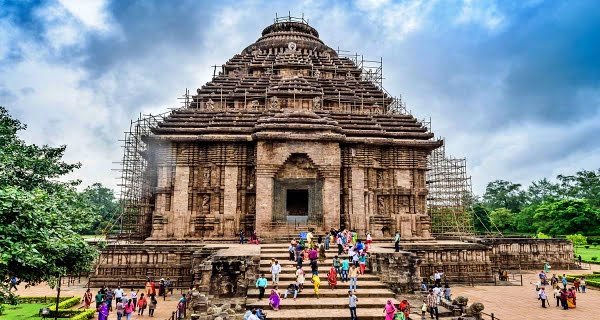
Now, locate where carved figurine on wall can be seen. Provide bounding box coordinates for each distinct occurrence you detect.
[203,168,211,187]
[269,96,280,109]
[205,98,215,110]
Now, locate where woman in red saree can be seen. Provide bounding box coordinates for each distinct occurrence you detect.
[399,299,411,318]
[327,266,338,289]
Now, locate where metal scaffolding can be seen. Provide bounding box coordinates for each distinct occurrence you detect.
[426,143,475,235]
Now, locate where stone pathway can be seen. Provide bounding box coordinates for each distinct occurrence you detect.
[13,282,181,319]
[452,265,600,320]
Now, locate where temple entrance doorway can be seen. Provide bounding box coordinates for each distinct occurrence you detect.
[286,189,309,223]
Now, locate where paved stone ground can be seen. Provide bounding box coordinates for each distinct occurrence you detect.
[13,282,182,319]
[452,264,600,320]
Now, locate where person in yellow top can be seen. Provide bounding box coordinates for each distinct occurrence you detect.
[349,264,359,292]
[311,274,321,299]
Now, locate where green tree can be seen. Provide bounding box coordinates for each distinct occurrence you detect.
[482,180,527,213]
[471,201,492,233]
[533,199,600,236]
[79,183,120,235]
[557,170,600,208]
[513,204,538,233]
[0,106,98,307]
[488,208,515,232]
[565,234,587,246]
[526,178,561,205]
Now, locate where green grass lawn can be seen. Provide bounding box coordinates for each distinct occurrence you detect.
[1,303,48,319]
[575,244,600,263]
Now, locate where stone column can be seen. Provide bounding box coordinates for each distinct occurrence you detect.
[350,167,365,234]
[223,166,239,236]
[322,174,340,231]
[171,165,190,238]
[255,171,273,233]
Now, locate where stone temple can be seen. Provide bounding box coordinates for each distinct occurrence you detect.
[141,20,441,240]
[91,18,576,315]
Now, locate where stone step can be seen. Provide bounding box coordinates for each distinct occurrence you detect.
[258,267,370,274]
[247,288,393,298]
[251,309,423,320]
[247,297,398,310]
[267,273,379,281]
[253,280,388,289]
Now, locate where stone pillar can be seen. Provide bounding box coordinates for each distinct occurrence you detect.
[350,167,365,233]
[322,175,341,231]
[171,165,190,238]
[255,170,273,233]
[223,166,239,236]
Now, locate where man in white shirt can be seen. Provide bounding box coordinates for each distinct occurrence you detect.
[434,270,444,286]
[432,285,442,304]
[348,290,358,320]
[271,260,281,285]
[114,286,124,303]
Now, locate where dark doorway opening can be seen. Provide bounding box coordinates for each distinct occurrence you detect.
[287,189,309,216]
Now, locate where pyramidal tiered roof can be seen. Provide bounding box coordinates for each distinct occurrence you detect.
[151,19,441,149]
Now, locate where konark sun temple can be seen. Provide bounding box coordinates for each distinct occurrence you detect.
[91,16,576,319]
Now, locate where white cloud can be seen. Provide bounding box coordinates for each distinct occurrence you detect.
[455,0,505,31]
[354,0,436,40]
[57,0,112,31]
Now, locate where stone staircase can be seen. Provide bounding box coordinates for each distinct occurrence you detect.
[246,243,419,320]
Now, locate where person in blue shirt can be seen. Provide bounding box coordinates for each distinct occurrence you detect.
[256,274,268,300]
[341,257,350,282]
[561,274,568,290]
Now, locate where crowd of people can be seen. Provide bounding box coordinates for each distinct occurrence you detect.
[535,269,587,310]
[83,278,187,320]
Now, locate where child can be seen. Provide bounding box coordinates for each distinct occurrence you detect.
[148,295,157,317]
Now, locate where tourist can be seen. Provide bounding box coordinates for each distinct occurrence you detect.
[538,287,547,308]
[9,276,18,291]
[395,238,400,252]
[145,278,156,298]
[434,270,444,287]
[421,300,428,320]
[288,242,295,261]
[271,259,281,285]
[243,307,252,320]
[333,255,341,275]
[114,286,124,303]
[296,266,305,292]
[561,274,568,290]
[574,278,581,292]
[246,309,260,320]
[80,288,92,309]
[443,284,451,301]
[130,288,138,308]
[352,230,358,244]
[309,246,318,261]
[348,290,358,320]
[341,256,350,282]
[426,289,439,320]
[327,266,338,289]
[148,295,157,317]
[567,288,576,308]
[311,274,321,298]
[159,278,166,300]
[578,255,582,265]
[250,229,258,244]
[138,293,147,315]
[124,299,135,320]
[310,257,319,276]
[358,252,367,274]
[296,243,304,268]
[365,232,372,251]
[324,232,330,250]
[355,240,365,253]
[166,278,174,296]
[256,273,268,300]
[550,273,558,286]
[553,285,561,307]
[319,242,326,262]
[559,289,568,310]
[349,264,359,292]
[398,299,411,319]
[95,290,104,309]
[255,308,266,320]
[352,249,360,267]
[580,277,586,293]
[432,285,442,304]
[115,298,124,320]
[269,287,281,310]
[306,230,313,247]
[283,282,299,300]
[337,234,344,255]
[177,294,187,320]
[239,230,244,244]
[384,299,397,320]
[394,231,400,244]
[98,301,109,320]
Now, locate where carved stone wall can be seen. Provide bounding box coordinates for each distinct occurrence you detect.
[481,238,576,270]
[341,145,431,238]
[368,250,421,293]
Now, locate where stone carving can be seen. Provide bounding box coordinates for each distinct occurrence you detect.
[312,96,321,110]
[378,196,385,214]
[205,99,215,110]
[313,69,321,79]
[250,100,259,109]
[269,96,280,109]
[203,167,211,186]
[346,71,353,79]
[201,194,210,209]
[377,170,383,187]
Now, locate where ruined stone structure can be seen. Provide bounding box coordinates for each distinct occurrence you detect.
[136,19,441,241]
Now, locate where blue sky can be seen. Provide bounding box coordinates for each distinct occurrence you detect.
[1,0,599,194]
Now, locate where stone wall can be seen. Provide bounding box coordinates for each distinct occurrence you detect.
[479,238,577,270]
[368,249,421,293]
[90,243,202,289]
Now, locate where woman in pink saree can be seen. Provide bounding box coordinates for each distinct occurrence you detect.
[384,299,397,320]
[269,288,281,310]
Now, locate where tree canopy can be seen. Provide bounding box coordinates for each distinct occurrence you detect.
[474,169,600,236]
[0,106,98,304]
